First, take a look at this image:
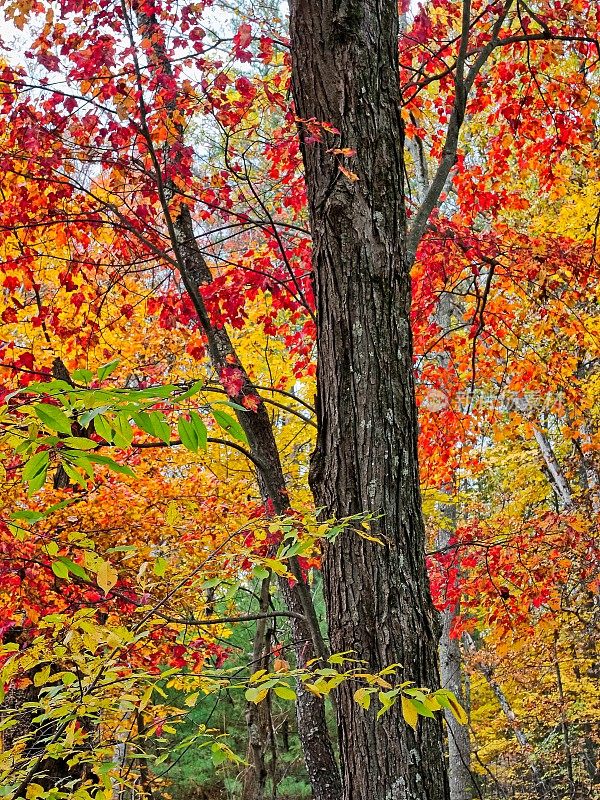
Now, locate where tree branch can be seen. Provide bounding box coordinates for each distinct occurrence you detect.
[406,0,514,266]
[162,610,306,626]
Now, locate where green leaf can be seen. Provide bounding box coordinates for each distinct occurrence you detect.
[23,450,49,494]
[51,560,69,580]
[133,411,171,443]
[34,404,72,435]
[132,411,154,437]
[112,413,134,448]
[11,510,45,524]
[135,384,177,399]
[177,417,198,452]
[212,408,247,443]
[25,380,73,395]
[153,557,168,577]
[190,412,208,450]
[150,412,171,444]
[377,689,399,719]
[221,400,247,412]
[79,405,111,427]
[253,566,270,581]
[274,685,297,701]
[173,380,203,402]
[94,414,114,443]
[410,699,435,718]
[72,369,94,384]
[61,462,88,489]
[44,498,77,515]
[85,453,135,477]
[56,557,90,582]
[68,455,95,479]
[201,577,223,590]
[61,436,97,450]
[97,360,120,381]
[436,690,468,724]
[211,744,228,766]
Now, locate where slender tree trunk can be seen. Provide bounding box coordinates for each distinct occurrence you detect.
[440,615,472,800]
[437,502,472,800]
[242,576,272,800]
[435,300,472,800]
[574,431,600,513]
[578,592,600,787]
[289,1,448,798]
[464,634,547,797]
[513,398,573,508]
[553,635,576,798]
[173,205,343,800]
[126,10,342,798]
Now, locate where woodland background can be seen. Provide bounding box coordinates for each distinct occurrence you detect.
[0,0,598,798]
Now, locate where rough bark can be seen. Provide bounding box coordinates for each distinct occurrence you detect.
[289,1,448,798]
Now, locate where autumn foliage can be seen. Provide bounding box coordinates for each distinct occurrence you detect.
[0,0,598,798]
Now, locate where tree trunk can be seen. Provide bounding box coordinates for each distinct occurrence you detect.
[174,207,342,800]
[435,301,472,800]
[128,10,342,798]
[464,634,547,797]
[289,1,448,798]
[440,616,472,800]
[242,577,272,800]
[174,205,342,800]
[437,505,472,800]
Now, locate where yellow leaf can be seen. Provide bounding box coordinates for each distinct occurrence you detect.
[249,669,268,684]
[262,558,287,576]
[139,686,153,711]
[354,687,371,710]
[355,528,385,545]
[33,665,51,687]
[248,687,269,703]
[303,682,323,698]
[165,500,181,527]
[401,695,419,729]
[96,559,118,595]
[423,694,442,712]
